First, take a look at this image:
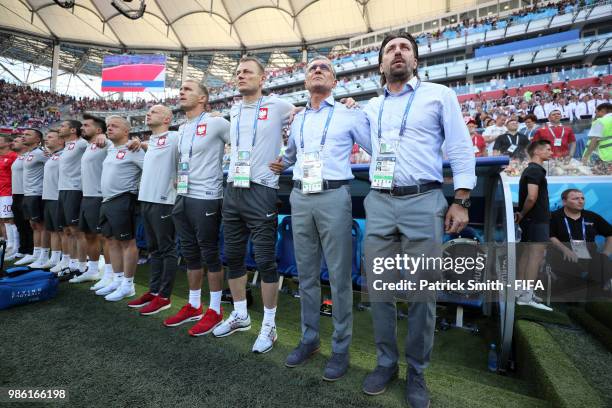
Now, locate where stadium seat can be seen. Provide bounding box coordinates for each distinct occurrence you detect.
[276,216,298,278]
[485,28,505,42]
[319,220,363,288]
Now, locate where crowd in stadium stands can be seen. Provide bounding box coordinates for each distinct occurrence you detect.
[0,80,69,128]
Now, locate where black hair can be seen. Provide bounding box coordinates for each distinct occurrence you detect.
[82,113,107,133]
[378,32,419,86]
[527,139,551,157]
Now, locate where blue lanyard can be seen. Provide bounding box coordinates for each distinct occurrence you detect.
[377,79,421,141]
[564,216,586,240]
[299,102,335,150]
[178,112,206,160]
[236,97,263,148]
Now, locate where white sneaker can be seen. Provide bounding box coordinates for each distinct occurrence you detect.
[69,271,100,284]
[252,323,277,354]
[90,278,111,291]
[95,279,121,296]
[105,284,136,302]
[36,259,59,270]
[29,258,51,269]
[516,298,553,312]
[14,253,25,258]
[4,252,17,262]
[14,254,37,265]
[50,258,68,273]
[212,311,251,337]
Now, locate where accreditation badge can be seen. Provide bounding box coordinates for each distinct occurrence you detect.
[507,144,517,153]
[570,240,591,259]
[234,149,251,188]
[553,138,562,147]
[301,151,323,194]
[176,161,190,194]
[372,141,397,190]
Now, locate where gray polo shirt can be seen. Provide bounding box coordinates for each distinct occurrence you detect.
[11,154,25,195]
[81,140,111,198]
[227,96,293,189]
[58,137,88,191]
[23,147,48,196]
[138,131,180,205]
[101,144,144,202]
[177,115,230,200]
[42,150,63,200]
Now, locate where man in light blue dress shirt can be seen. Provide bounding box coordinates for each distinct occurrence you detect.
[361,33,476,407]
[270,56,371,381]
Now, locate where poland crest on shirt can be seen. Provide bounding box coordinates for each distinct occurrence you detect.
[258,107,268,120]
[68,142,75,150]
[116,151,126,160]
[197,124,207,136]
[157,136,167,146]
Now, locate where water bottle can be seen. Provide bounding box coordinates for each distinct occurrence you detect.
[488,343,498,373]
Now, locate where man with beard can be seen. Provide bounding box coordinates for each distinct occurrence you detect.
[8,134,33,261]
[361,33,475,407]
[212,57,294,355]
[56,119,88,275]
[69,114,114,284]
[162,82,231,334]
[127,105,180,316]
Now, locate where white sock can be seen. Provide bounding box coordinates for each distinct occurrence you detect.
[10,224,19,250]
[234,300,248,319]
[263,306,277,327]
[62,254,71,265]
[123,276,134,286]
[68,258,78,270]
[78,261,87,272]
[87,261,99,274]
[209,291,222,314]
[32,247,41,259]
[104,264,113,274]
[50,250,62,264]
[38,248,50,262]
[113,272,124,283]
[5,224,13,245]
[189,289,201,309]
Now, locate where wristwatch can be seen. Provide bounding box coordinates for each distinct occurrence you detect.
[453,198,471,208]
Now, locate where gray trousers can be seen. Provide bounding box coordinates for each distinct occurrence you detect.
[141,202,178,298]
[364,189,447,373]
[290,186,353,354]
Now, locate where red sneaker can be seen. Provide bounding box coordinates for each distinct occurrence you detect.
[188,307,223,337]
[140,296,172,316]
[127,292,156,308]
[163,304,203,327]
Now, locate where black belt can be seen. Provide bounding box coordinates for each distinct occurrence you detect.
[374,181,441,196]
[293,179,350,190]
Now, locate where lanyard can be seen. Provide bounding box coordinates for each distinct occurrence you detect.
[526,128,535,139]
[506,134,517,146]
[178,112,205,160]
[300,102,335,150]
[547,125,564,141]
[564,216,586,240]
[377,79,421,141]
[236,97,263,148]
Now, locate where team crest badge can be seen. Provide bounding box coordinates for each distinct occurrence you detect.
[197,124,207,136]
[90,144,98,151]
[68,142,75,150]
[116,151,126,160]
[157,136,167,146]
[258,108,268,120]
[26,155,33,161]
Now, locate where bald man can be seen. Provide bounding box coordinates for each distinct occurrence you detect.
[126,105,179,315]
[95,116,144,302]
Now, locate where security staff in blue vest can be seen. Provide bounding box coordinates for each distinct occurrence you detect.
[361,32,476,407]
[270,55,371,381]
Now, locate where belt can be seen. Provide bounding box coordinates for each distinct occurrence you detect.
[293,179,350,190]
[374,181,441,196]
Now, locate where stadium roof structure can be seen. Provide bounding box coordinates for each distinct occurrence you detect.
[0,0,473,51]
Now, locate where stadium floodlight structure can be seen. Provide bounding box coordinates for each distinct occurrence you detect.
[111,0,146,21]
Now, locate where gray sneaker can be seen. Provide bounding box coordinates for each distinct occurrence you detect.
[406,366,430,408]
[362,365,398,395]
[322,352,349,382]
[285,341,320,368]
